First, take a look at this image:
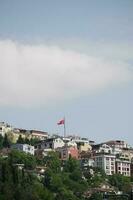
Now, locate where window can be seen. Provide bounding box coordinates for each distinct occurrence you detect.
[111,166,114,170]
[111,162,114,165]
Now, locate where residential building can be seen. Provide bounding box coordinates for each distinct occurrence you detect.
[104,140,128,149]
[80,152,94,168]
[94,154,116,175]
[111,146,122,155]
[72,137,92,152]
[78,142,92,153]
[92,144,112,154]
[35,137,65,150]
[66,140,77,147]
[13,128,30,139]
[116,159,131,177]
[0,122,13,137]
[58,146,79,160]
[35,148,53,158]
[29,130,48,140]
[12,143,34,155]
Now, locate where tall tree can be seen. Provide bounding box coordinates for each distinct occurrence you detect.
[3,134,10,148]
[17,135,24,144]
[0,134,4,149]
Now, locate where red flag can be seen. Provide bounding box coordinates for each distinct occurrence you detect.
[57,119,65,125]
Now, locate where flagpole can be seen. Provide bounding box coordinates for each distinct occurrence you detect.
[64,117,66,137]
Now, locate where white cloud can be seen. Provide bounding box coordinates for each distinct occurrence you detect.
[0,39,132,107]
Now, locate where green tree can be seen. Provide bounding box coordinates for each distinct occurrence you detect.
[9,149,36,169]
[29,138,39,146]
[64,157,80,173]
[108,174,131,192]
[89,192,103,200]
[0,134,4,149]
[3,134,10,148]
[17,135,25,144]
[45,151,61,173]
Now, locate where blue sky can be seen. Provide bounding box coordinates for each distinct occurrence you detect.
[0,0,133,144]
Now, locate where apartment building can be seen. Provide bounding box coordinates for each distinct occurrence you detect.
[57,146,79,160]
[92,144,112,154]
[12,143,34,155]
[116,159,131,177]
[0,122,13,137]
[105,140,128,149]
[94,154,116,175]
[29,130,48,140]
[35,137,65,150]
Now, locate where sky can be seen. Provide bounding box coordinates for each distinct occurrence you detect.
[0,0,133,144]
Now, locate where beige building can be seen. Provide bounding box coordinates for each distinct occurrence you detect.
[29,130,48,140]
[0,122,13,137]
[79,142,92,152]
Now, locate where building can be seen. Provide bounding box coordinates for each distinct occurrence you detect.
[12,143,34,155]
[66,140,77,147]
[0,122,13,137]
[116,159,131,177]
[58,146,79,160]
[80,152,94,168]
[94,154,116,175]
[92,144,112,154]
[29,130,48,140]
[35,148,53,159]
[13,128,30,140]
[35,137,65,150]
[78,142,92,153]
[104,140,128,149]
[72,137,92,152]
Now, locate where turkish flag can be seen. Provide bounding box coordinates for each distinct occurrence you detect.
[57,119,65,125]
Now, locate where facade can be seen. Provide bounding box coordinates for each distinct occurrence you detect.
[78,142,92,152]
[104,140,128,149]
[120,148,133,161]
[93,144,112,154]
[111,146,122,155]
[14,128,48,141]
[80,152,94,168]
[13,128,30,139]
[12,144,34,155]
[58,146,79,160]
[66,140,77,147]
[116,159,131,177]
[94,154,116,175]
[36,137,65,150]
[29,130,48,140]
[0,122,13,137]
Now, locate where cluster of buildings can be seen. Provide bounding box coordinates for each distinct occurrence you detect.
[0,121,133,177]
[0,121,48,142]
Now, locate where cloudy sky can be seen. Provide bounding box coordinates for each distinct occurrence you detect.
[0,0,133,144]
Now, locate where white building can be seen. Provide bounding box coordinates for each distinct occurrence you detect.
[104,140,128,149]
[94,154,116,175]
[66,140,77,147]
[36,137,65,150]
[93,144,112,154]
[12,144,34,155]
